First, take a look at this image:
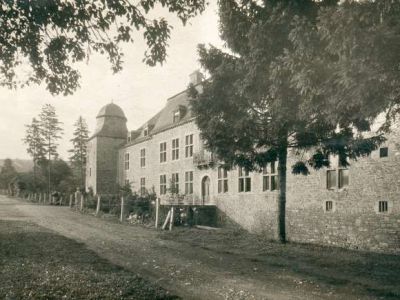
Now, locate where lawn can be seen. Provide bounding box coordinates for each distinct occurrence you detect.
[0,220,178,299]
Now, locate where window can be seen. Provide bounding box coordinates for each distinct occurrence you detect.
[327,155,349,190]
[325,200,333,212]
[238,168,251,192]
[338,169,349,188]
[263,161,278,191]
[379,147,388,158]
[218,167,228,193]
[173,110,180,123]
[140,148,146,167]
[160,142,167,163]
[378,200,388,213]
[185,171,193,194]
[140,177,146,196]
[172,138,179,160]
[124,152,130,170]
[326,170,337,189]
[143,126,149,137]
[171,173,179,194]
[125,179,130,187]
[185,134,194,158]
[160,175,167,195]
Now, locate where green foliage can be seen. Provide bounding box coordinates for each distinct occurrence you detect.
[39,104,64,161]
[190,0,397,242]
[0,159,18,189]
[0,0,206,95]
[23,118,46,166]
[69,116,89,188]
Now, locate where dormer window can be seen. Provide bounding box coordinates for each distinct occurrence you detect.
[173,106,187,123]
[173,110,180,123]
[143,126,149,137]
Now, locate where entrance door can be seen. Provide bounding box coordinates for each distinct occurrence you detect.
[201,176,210,204]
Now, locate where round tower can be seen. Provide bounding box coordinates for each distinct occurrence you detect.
[94,103,128,139]
[86,103,128,195]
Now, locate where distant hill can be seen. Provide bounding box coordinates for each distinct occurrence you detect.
[0,159,34,173]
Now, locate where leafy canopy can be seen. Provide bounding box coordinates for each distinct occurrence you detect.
[0,0,206,95]
[190,0,398,174]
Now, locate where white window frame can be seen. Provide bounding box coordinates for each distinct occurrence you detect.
[185,171,193,195]
[217,167,228,193]
[140,148,146,168]
[185,134,194,158]
[238,168,251,193]
[172,138,179,160]
[160,142,167,163]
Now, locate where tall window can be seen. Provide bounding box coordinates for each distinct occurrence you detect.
[172,138,179,160]
[218,167,228,193]
[124,153,130,170]
[160,175,167,195]
[160,142,167,163]
[185,134,194,158]
[140,177,146,196]
[263,161,278,191]
[143,127,149,137]
[327,155,349,190]
[185,171,193,194]
[125,179,130,186]
[238,168,251,192]
[327,170,337,189]
[140,148,146,167]
[171,173,179,194]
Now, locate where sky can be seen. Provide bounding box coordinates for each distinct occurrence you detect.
[0,2,222,161]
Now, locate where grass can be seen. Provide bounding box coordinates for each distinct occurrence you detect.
[0,220,178,300]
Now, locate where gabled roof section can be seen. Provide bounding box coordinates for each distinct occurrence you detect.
[126,84,202,146]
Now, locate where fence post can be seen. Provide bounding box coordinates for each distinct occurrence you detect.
[120,196,124,222]
[96,195,101,216]
[69,194,73,208]
[60,196,63,206]
[80,195,84,211]
[155,198,160,229]
[169,206,174,231]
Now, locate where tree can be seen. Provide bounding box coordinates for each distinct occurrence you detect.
[39,104,64,195]
[189,0,393,243]
[23,117,46,190]
[69,116,89,189]
[0,0,206,95]
[0,159,18,193]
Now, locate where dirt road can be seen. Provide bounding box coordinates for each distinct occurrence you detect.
[1,195,399,300]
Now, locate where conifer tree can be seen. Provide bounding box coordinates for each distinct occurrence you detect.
[189,0,394,243]
[39,104,64,195]
[69,116,89,189]
[23,117,46,190]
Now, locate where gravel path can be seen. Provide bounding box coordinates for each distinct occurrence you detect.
[1,195,398,300]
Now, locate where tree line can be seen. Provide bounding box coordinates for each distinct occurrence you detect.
[0,104,89,197]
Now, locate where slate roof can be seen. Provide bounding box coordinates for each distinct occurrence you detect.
[125,84,201,146]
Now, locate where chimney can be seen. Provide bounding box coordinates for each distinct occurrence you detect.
[189,70,204,85]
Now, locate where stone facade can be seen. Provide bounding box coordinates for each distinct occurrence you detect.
[87,73,400,254]
[86,103,127,195]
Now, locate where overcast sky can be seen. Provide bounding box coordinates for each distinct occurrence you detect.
[0,2,222,161]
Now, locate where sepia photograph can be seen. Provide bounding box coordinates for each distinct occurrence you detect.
[0,0,399,299]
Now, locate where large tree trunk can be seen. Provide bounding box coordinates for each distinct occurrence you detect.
[277,146,288,243]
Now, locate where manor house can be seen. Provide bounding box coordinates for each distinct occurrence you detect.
[86,71,400,254]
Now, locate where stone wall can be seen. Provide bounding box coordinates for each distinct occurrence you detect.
[117,119,399,253]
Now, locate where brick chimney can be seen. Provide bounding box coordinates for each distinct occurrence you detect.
[189,70,204,85]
